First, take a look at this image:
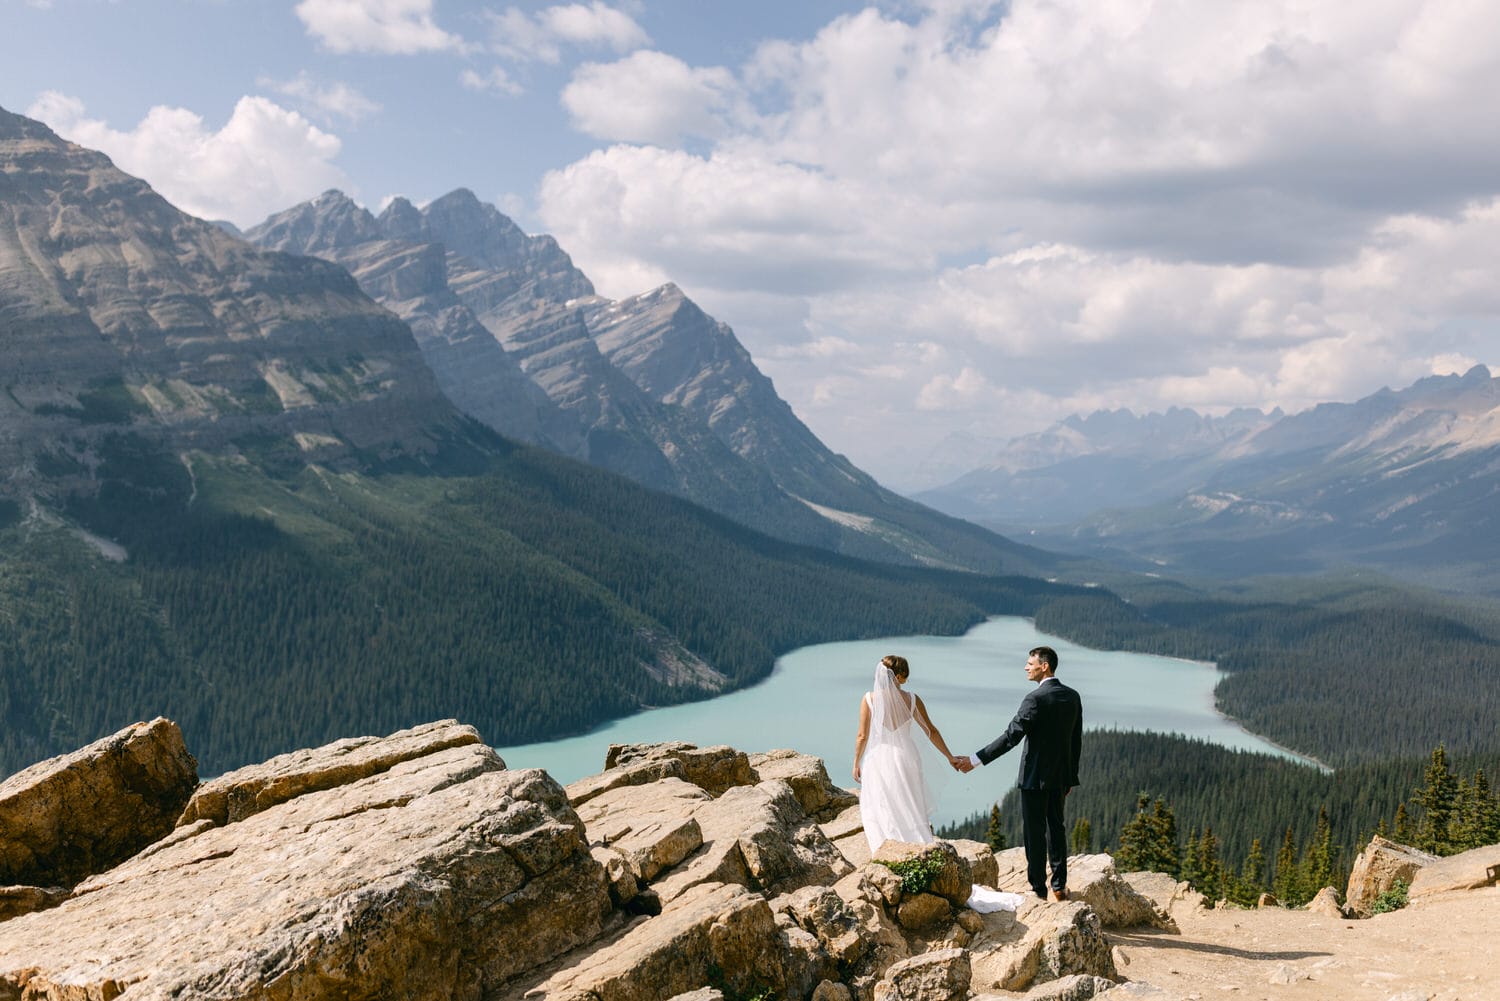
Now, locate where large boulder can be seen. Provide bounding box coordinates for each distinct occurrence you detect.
[516,881,787,1001]
[873,841,973,909]
[1306,886,1345,918]
[776,885,868,965]
[950,839,1000,889]
[605,742,755,796]
[0,718,197,888]
[1345,835,1439,917]
[178,718,482,826]
[0,743,613,1000]
[573,776,709,882]
[1408,842,1500,901]
[1121,870,1206,915]
[1017,974,1119,1000]
[970,900,1118,993]
[1062,854,1177,931]
[872,946,970,1001]
[750,749,859,820]
[567,757,690,808]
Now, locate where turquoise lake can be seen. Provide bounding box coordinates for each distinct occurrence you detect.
[496,616,1313,826]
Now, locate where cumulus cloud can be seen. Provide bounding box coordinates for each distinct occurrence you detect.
[487,2,648,64]
[296,0,460,54]
[562,51,739,144]
[261,73,382,125]
[534,0,1500,482]
[28,92,349,228]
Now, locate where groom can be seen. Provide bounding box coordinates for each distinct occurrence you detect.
[956,646,1082,901]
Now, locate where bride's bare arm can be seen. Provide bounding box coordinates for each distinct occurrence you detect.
[853,694,871,782]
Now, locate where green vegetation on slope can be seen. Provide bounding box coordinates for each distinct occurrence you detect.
[0,432,1070,777]
[941,731,1500,903]
[1031,573,1500,766]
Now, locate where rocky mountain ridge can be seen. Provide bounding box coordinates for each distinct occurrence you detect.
[0,107,478,509]
[4,718,1497,1001]
[919,367,1500,590]
[247,188,1048,575]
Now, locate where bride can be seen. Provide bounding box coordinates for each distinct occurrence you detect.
[853,654,1022,913]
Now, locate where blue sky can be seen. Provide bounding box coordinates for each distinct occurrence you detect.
[5,0,1500,487]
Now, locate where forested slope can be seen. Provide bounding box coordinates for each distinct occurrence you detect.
[0,428,1071,778]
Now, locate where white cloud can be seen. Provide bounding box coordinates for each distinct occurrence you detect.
[461,66,524,96]
[561,51,738,144]
[487,2,647,64]
[28,92,349,228]
[296,0,460,54]
[262,73,381,125]
[917,367,995,411]
[534,0,1500,482]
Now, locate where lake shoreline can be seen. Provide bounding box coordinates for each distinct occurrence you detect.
[498,616,1319,823]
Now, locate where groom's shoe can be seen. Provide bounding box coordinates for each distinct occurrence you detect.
[1050,888,1069,902]
[1032,887,1048,900]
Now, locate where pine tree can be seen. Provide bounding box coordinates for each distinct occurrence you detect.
[1303,805,1335,894]
[1473,769,1497,846]
[1391,802,1413,844]
[1195,827,1224,903]
[1180,828,1203,890]
[1230,838,1267,908]
[1149,798,1180,877]
[1116,795,1153,872]
[1415,744,1459,854]
[986,804,1006,851]
[1273,827,1301,905]
[1071,817,1093,855]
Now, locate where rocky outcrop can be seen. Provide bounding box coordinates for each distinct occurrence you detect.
[750,749,860,820]
[0,728,1200,1001]
[0,732,611,1000]
[1408,842,1500,900]
[872,946,970,1001]
[969,899,1119,993]
[178,718,483,826]
[607,741,755,797]
[1059,855,1177,932]
[515,881,788,1000]
[1345,835,1439,917]
[1306,886,1345,917]
[0,718,197,889]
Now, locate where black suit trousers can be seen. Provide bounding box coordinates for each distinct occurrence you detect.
[1020,788,1068,895]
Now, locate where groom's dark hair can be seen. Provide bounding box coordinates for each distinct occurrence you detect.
[1029,646,1059,672]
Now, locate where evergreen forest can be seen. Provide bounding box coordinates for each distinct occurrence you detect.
[0,429,1073,776]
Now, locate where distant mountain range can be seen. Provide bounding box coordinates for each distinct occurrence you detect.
[918,368,1500,590]
[245,189,1046,575]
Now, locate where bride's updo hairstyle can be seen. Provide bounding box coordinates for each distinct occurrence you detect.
[880,654,910,682]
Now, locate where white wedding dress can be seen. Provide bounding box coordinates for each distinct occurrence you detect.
[859,665,1022,914]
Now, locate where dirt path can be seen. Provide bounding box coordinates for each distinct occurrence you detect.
[1112,886,1500,1001]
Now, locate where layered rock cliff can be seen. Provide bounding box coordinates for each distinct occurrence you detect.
[0,106,479,509]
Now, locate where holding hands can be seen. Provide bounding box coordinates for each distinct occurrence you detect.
[949,754,975,773]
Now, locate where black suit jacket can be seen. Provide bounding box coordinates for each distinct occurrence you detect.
[977,677,1082,791]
